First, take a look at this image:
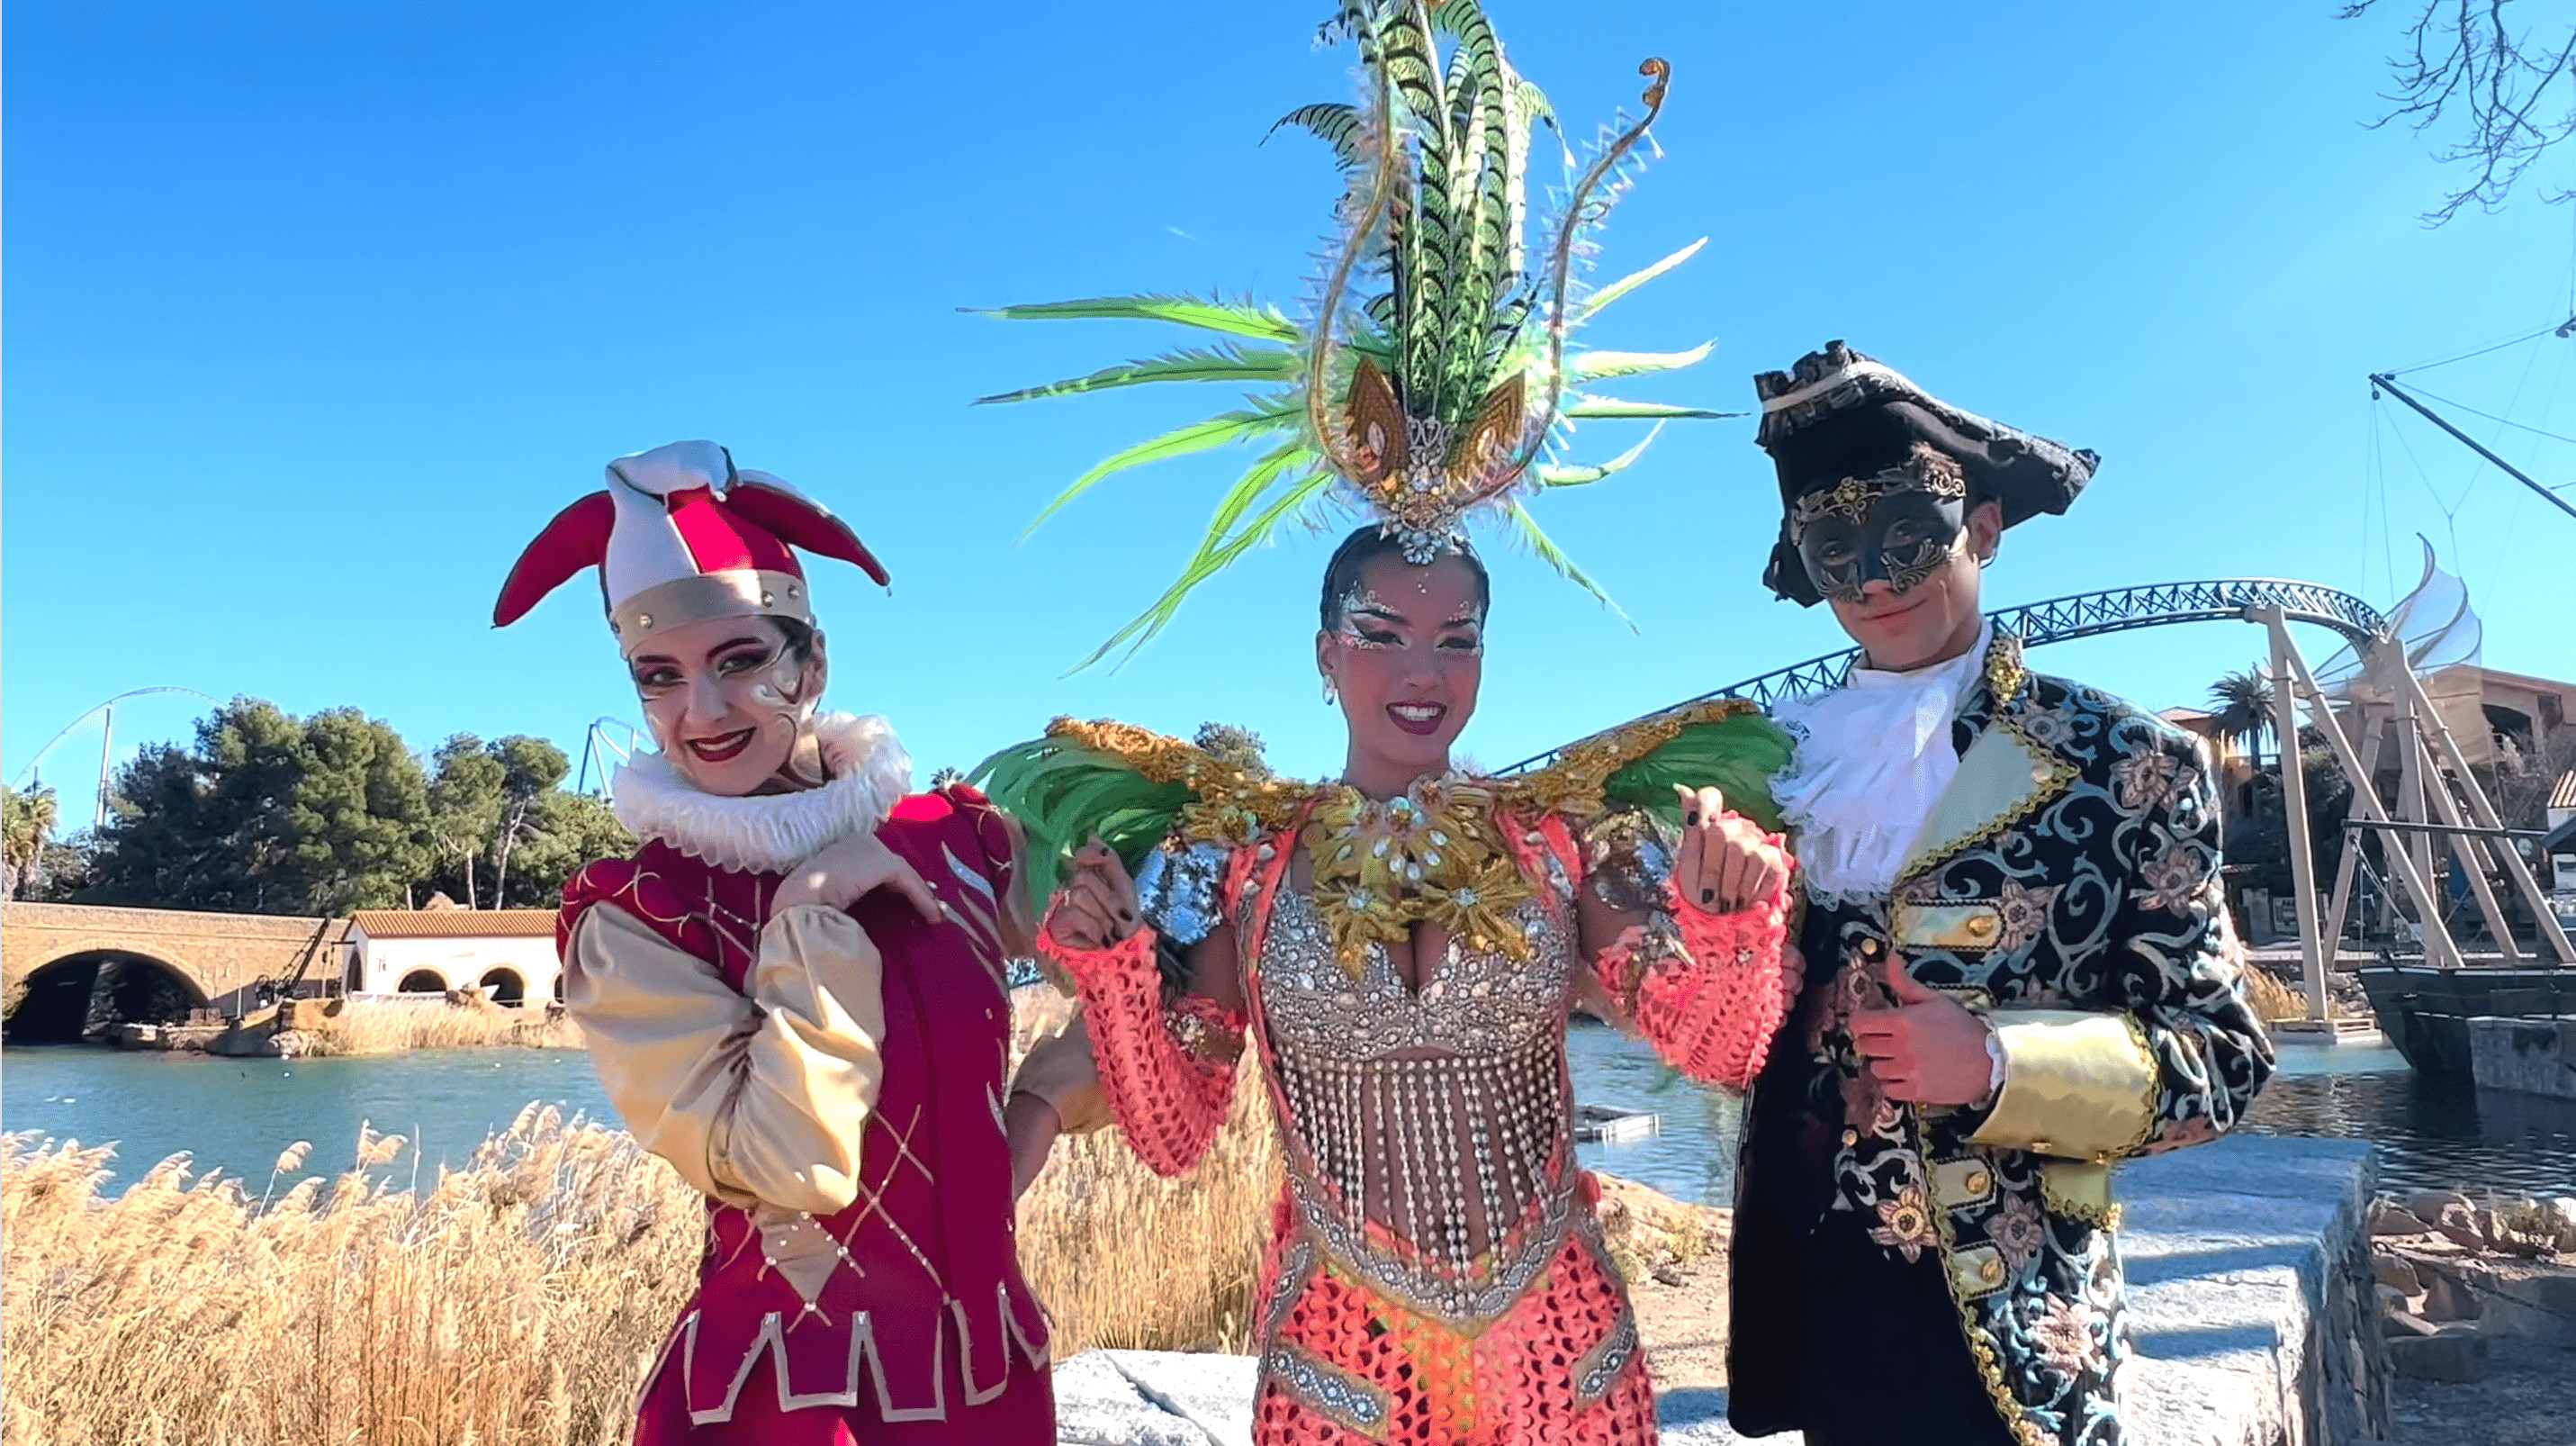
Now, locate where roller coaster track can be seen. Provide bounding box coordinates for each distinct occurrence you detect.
[1500,578,2385,775]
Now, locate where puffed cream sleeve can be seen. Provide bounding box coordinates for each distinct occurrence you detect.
[562,901,886,1215]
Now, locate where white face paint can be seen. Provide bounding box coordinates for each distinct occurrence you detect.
[628,616,829,797]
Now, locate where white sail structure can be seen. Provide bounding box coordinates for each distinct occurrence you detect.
[2315,538,2499,763]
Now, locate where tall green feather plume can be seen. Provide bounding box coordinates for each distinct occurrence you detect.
[973,0,1721,669]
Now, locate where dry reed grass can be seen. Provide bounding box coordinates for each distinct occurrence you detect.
[296,1000,586,1057]
[1007,988,1279,1353]
[2241,965,2307,1026]
[2,1108,702,1446]
[1,988,1281,1444]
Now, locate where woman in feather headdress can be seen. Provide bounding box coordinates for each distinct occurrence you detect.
[977,6,1799,1440]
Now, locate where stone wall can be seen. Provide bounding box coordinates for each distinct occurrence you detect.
[2468,1017,2576,1101]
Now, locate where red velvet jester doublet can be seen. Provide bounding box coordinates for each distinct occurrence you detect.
[558,715,1050,1444]
[978,704,1799,1446]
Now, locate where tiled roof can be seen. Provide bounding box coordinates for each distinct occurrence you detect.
[349,908,558,939]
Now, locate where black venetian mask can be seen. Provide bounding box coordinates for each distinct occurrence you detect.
[1789,452,1968,606]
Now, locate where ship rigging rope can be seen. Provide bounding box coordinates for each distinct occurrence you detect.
[2395,382,2576,462]
[2382,320,2565,376]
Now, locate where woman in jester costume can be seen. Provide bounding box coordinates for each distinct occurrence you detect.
[977,5,1799,1441]
[498,442,1058,1443]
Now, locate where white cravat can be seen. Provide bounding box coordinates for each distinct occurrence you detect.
[1770,622,1993,899]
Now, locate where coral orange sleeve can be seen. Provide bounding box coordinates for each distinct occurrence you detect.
[1592,860,1795,1093]
[1038,904,1243,1178]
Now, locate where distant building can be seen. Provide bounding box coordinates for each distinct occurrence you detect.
[2169,659,2576,939]
[343,909,560,1005]
[2431,663,2570,770]
[2547,770,2576,896]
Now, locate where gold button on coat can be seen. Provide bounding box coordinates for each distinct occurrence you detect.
[1980,1258,2005,1285]
[1841,1128,1860,1148]
[1965,1170,1992,1195]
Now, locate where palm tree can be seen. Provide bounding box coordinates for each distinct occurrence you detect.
[2208,667,2276,764]
[3,783,59,900]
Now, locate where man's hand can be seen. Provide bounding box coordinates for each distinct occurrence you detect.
[1670,784,1788,915]
[1851,958,1996,1106]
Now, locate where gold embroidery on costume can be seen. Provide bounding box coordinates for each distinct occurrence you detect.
[1914,1112,2054,1446]
[1895,715,2076,888]
[1494,697,1766,823]
[1046,717,1311,838]
[2038,1161,2122,1231]
[1788,447,1968,529]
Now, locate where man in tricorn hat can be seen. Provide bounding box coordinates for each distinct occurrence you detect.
[1725,343,2275,1445]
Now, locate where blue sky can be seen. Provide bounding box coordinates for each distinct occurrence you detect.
[8,2,2574,805]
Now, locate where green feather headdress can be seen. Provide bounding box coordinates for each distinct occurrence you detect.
[977,0,1725,670]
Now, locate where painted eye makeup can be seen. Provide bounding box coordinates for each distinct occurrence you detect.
[1338,618,1402,649]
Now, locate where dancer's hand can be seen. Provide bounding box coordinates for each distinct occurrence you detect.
[1851,959,1997,1106]
[1050,836,1143,950]
[771,829,943,922]
[1670,785,1788,915]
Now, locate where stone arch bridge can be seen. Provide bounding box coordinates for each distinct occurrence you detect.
[1,902,346,1042]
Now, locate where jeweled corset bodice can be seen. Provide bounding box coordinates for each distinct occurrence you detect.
[1254,882,1580,1323]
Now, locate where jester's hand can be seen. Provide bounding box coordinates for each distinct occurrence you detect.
[1669,784,1789,916]
[771,828,943,923]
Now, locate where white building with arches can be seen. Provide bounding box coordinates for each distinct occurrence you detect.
[344,909,561,1005]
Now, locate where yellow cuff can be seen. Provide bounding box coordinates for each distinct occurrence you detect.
[1969,1010,2158,1162]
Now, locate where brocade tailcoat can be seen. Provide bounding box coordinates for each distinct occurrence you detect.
[1729,633,2274,1446]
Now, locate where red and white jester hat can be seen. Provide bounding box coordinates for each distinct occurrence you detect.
[492,440,887,655]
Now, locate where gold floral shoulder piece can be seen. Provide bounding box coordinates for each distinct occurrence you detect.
[1983,634,2029,709]
[1043,717,1313,847]
[1497,698,1766,822]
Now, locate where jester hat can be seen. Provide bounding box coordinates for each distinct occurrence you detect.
[492,440,887,655]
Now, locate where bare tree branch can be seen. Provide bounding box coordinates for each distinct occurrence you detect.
[2343,0,2576,222]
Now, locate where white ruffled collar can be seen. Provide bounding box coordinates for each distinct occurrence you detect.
[1770,623,1992,899]
[610,713,913,874]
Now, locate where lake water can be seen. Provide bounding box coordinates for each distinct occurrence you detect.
[9,1028,2575,1206]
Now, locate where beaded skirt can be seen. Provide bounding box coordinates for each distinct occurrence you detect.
[1252,1205,1653,1446]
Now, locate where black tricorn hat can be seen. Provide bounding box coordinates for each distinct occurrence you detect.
[1752,341,2098,606]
